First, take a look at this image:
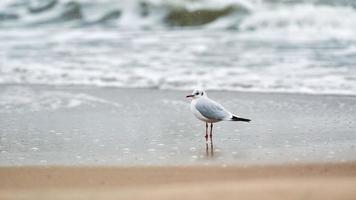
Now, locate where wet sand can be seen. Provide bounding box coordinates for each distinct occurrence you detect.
[1,85,356,166]
[1,162,356,200]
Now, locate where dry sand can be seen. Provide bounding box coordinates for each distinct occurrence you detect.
[1,162,356,200]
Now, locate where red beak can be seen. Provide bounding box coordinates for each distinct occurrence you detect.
[186,95,194,98]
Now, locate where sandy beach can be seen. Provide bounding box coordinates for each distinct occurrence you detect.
[1,162,356,200]
[1,86,356,199]
[1,0,356,199]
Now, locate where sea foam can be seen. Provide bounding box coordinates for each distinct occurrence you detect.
[1,0,356,95]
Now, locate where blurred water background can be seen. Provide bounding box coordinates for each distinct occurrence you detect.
[1,0,356,95]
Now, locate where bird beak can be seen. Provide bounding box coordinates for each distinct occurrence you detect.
[186,94,194,98]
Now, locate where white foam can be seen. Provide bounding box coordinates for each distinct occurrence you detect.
[1,1,356,95]
[239,4,356,42]
[0,87,121,112]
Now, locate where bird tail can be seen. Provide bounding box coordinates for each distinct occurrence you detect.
[231,115,251,122]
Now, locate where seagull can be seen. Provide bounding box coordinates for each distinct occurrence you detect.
[186,88,251,144]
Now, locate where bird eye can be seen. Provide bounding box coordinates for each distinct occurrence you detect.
[195,92,199,95]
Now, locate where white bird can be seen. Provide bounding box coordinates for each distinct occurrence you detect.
[186,88,250,144]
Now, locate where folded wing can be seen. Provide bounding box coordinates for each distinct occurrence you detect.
[195,98,230,121]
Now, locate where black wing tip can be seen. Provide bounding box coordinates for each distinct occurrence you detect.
[231,116,251,122]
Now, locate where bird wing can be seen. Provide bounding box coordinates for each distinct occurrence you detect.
[195,98,230,120]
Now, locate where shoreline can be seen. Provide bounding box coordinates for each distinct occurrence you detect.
[1,83,356,98]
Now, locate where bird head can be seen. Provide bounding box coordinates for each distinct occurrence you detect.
[186,88,206,99]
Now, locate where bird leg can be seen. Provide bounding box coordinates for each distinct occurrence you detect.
[209,123,214,156]
[210,123,213,142]
[205,123,209,155]
[205,123,209,143]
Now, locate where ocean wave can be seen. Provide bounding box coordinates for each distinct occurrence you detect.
[237,4,356,42]
[1,0,356,95]
[0,0,250,27]
[1,57,355,95]
[1,1,356,40]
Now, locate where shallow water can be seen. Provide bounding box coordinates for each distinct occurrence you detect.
[0,85,355,166]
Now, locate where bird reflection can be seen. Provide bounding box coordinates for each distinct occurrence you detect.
[206,140,214,157]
